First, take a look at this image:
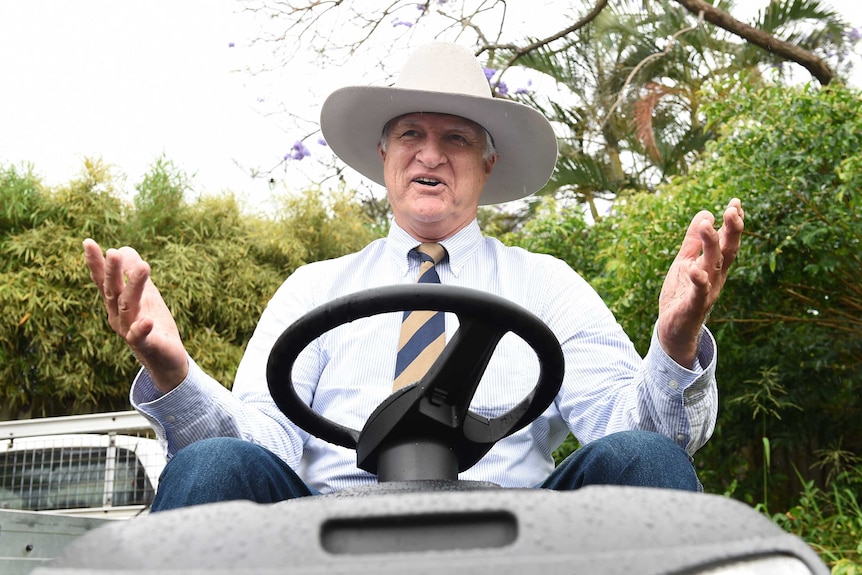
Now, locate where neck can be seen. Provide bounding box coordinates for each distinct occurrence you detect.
[396,217,474,244]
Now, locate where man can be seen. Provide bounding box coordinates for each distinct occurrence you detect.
[84,43,744,510]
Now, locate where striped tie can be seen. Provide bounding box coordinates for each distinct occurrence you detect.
[393,243,446,391]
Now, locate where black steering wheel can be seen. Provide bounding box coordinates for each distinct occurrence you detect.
[267,284,564,481]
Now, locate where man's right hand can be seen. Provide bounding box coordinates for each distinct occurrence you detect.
[83,239,189,394]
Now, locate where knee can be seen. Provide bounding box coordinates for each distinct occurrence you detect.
[549,430,699,491]
[587,430,691,471]
[161,437,260,482]
[590,430,698,489]
[152,437,308,511]
[171,437,257,461]
[597,430,687,461]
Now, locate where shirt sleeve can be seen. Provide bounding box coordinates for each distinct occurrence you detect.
[547,261,718,456]
[640,325,717,454]
[130,271,319,466]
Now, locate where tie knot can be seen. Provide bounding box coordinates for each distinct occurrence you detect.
[415,243,446,266]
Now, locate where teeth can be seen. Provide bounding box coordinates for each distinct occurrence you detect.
[415,178,441,186]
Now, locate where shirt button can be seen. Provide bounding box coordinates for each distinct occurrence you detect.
[676,434,686,442]
[165,415,177,423]
[668,379,679,390]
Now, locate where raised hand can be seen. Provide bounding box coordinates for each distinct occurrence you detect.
[657,199,745,368]
[83,239,189,393]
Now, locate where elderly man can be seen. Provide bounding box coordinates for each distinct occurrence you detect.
[84,43,744,510]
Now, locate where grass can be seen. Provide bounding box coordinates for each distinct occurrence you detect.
[769,470,862,574]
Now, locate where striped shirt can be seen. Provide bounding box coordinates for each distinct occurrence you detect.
[132,220,717,493]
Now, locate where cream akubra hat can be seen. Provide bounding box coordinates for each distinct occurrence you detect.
[320,42,558,205]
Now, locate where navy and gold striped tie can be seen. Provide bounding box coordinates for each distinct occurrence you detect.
[393,243,446,391]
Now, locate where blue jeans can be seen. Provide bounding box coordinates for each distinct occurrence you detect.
[150,430,700,512]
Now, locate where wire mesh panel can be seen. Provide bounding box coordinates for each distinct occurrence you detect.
[0,430,164,515]
[0,444,108,510]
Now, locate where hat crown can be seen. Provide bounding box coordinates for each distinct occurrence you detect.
[395,42,492,99]
[319,42,558,205]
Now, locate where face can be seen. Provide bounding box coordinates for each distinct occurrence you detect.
[379,112,497,242]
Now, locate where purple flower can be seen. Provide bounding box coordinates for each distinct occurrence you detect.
[286,140,311,161]
[848,28,861,43]
[514,79,533,95]
[415,3,427,11]
[317,136,328,147]
[392,17,413,28]
[228,42,235,48]
[483,67,496,81]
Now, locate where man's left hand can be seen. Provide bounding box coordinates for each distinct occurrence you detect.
[657,198,745,368]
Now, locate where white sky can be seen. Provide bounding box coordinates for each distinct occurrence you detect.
[0,0,860,210]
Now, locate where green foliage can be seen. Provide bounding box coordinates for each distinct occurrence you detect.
[689,82,862,509]
[505,0,852,220]
[0,163,48,234]
[502,197,605,282]
[552,433,581,465]
[131,156,190,239]
[509,81,862,565]
[773,467,862,572]
[0,158,381,418]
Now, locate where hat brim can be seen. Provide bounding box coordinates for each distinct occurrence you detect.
[320,86,558,205]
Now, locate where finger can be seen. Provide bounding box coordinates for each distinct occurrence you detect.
[82,239,106,293]
[697,216,723,279]
[718,199,745,271]
[102,248,125,318]
[677,210,716,260]
[119,260,151,326]
[116,245,145,270]
[125,317,155,350]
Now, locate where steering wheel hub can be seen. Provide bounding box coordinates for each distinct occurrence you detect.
[267,284,564,482]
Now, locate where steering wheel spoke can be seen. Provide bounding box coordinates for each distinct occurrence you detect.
[418,315,504,415]
[267,285,564,482]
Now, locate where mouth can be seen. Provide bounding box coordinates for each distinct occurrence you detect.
[413,177,443,187]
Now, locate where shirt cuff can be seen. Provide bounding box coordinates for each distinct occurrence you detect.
[129,356,230,457]
[644,324,716,397]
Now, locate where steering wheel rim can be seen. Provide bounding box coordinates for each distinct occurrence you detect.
[266,284,564,461]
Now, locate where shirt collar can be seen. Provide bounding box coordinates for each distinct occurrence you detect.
[386,219,482,278]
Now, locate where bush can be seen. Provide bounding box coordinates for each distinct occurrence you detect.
[0,158,381,418]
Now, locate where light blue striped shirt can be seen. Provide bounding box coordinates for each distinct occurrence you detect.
[132,220,717,493]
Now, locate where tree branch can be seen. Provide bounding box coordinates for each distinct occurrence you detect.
[600,13,702,131]
[480,0,609,68]
[672,0,834,85]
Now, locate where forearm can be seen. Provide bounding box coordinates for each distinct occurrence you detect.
[131,356,307,464]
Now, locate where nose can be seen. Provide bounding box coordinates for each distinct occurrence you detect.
[415,136,447,168]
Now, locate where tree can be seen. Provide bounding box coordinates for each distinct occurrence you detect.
[692,81,862,508]
[508,0,849,219]
[511,80,862,512]
[0,159,381,419]
[239,0,854,221]
[242,0,843,82]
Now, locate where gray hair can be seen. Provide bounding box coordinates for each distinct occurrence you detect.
[379,118,498,161]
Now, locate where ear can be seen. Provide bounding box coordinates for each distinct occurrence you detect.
[484,153,498,175]
[378,142,386,162]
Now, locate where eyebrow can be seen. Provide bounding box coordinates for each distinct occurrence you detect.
[391,117,482,135]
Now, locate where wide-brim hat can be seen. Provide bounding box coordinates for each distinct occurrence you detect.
[320,42,558,205]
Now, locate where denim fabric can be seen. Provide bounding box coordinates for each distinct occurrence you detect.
[540,430,700,491]
[151,430,699,512]
[151,437,314,512]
